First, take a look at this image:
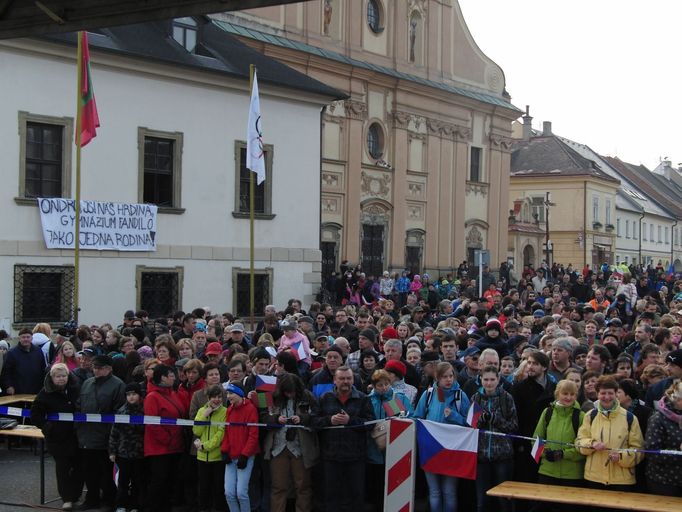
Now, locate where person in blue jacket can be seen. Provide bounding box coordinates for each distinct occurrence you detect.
[414,362,470,512]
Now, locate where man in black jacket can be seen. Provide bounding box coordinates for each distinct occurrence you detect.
[312,366,374,512]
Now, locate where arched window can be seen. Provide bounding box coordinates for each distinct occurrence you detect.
[367,123,384,159]
[367,0,383,34]
[409,12,423,65]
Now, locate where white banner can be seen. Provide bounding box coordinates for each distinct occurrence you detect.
[37,198,157,251]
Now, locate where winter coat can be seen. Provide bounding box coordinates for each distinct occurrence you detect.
[367,388,413,464]
[414,382,470,426]
[576,403,644,486]
[109,402,145,460]
[189,385,227,420]
[395,277,410,294]
[644,397,682,487]
[177,377,205,413]
[77,373,126,450]
[311,387,374,462]
[533,401,585,480]
[475,336,510,360]
[278,331,312,365]
[220,399,260,460]
[0,343,46,394]
[31,373,80,457]
[471,388,517,462]
[263,391,320,468]
[193,404,227,463]
[144,381,187,456]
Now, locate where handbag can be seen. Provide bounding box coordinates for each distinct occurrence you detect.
[370,420,387,451]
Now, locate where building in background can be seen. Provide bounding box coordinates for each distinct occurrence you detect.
[217,0,521,279]
[0,18,343,331]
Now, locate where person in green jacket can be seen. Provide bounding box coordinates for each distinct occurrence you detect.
[532,379,586,511]
[193,384,227,512]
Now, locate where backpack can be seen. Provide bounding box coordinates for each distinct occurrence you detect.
[544,404,581,436]
[589,408,634,430]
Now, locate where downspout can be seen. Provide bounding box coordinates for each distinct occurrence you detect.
[638,209,644,266]
[671,219,678,268]
[318,105,327,293]
[583,181,587,266]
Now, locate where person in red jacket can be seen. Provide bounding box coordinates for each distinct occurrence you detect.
[221,382,259,512]
[177,358,205,412]
[144,364,187,512]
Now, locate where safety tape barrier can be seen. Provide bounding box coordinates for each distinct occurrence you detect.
[3,406,681,456]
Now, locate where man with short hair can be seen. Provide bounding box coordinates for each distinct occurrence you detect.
[334,310,359,351]
[626,324,652,362]
[172,313,196,342]
[309,347,361,399]
[77,355,126,509]
[548,338,582,381]
[586,345,610,375]
[511,350,556,495]
[312,366,374,512]
[377,339,420,387]
[226,322,251,351]
[0,327,46,395]
[582,320,599,346]
[457,346,480,385]
[347,329,379,372]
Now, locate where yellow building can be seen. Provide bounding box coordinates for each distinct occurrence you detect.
[509,122,620,269]
[218,0,521,279]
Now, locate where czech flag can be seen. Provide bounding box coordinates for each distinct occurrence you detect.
[531,437,545,464]
[416,420,478,480]
[466,401,483,429]
[255,375,277,393]
[112,462,119,487]
[291,341,307,361]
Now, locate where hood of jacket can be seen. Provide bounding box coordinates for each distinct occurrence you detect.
[43,372,79,393]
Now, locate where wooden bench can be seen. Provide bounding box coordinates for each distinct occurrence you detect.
[0,426,48,504]
[0,393,36,406]
[487,481,682,511]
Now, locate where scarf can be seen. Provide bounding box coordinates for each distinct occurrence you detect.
[655,397,682,427]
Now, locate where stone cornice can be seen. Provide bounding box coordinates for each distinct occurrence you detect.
[489,133,514,151]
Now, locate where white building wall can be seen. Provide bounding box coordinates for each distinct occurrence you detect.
[0,40,328,330]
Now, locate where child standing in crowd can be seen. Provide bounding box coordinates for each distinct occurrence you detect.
[221,382,259,512]
[415,362,470,512]
[193,384,227,512]
[108,382,145,512]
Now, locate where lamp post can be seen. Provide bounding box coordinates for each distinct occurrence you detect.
[544,192,556,267]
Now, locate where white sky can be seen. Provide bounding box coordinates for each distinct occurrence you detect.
[458,0,680,170]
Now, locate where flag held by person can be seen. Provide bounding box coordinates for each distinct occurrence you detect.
[78,31,100,147]
[531,437,545,464]
[255,375,277,393]
[466,401,483,429]
[416,420,478,480]
[246,70,265,184]
[291,341,307,362]
[383,397,406,417]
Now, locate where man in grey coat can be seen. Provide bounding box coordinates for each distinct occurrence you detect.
[76,355,125,510]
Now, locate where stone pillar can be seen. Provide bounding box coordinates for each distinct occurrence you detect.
[342,100,367,262]
[487,133,513,267]
[452,127,471,265]
[424,119,442,271]
[437,125,454,268]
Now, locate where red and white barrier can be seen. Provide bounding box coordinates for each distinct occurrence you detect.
[384,418,416,512]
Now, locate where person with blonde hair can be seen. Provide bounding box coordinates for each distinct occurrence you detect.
[53,341,79,372]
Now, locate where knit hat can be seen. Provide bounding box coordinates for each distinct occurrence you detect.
[0,340,9,350]
[137,346,153,360]
[225,382,245,398]
[175,358,189,369]
[229,323,245,333]
[298,316,314,325]
[461,346,481,359]
[92,355,113,367]
[420,351,441,363]
[485,318,501,331]
[204,342,222,356]
[384,360,407,379]
[358,329,377,344]
[125,382,142,395]
[281,318,298,331]
[381,327,398,340]
[533,310,545,318]
[665,349,682,368]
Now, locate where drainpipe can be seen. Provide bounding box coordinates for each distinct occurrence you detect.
[671,219,678,268]
[583,182,587,266]
[638,210,644,266]
[318,105,326,288]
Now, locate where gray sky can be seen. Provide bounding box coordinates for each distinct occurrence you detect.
[458,0,680,170]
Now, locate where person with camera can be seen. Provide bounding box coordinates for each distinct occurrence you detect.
[532,379,586,511]
[262,373,319,512]
[470,365,518,512]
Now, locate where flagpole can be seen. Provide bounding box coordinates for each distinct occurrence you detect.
[249,64,256,333]
[73,32,84,325]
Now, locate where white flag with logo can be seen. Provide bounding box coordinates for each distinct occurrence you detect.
[246,70,265,184]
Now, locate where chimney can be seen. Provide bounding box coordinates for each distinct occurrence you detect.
[522,105,533,141]
[542,121,552,136]
[662,159,672,180]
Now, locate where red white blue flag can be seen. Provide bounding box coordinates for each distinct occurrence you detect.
[112,462,119,487]
[255,374,277,393]
[416,420,478,479]
[531,437,545,464]
[466,402,483,429]
[291,341,307,361]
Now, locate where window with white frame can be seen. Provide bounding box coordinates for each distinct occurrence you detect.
[605,199,611,225]
[658,225,662,243]
[650,224,654,241]
[592,196,599,223]
[625,220,630,239]
[643,223,647,241]
[530,196,546,223]
[633,221,637,240]
[665,226,669,244]
[617,218,621,237]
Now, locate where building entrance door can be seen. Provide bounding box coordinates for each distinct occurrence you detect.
[361,223,384,277]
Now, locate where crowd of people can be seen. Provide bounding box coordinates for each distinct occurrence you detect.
[1,259,682,512]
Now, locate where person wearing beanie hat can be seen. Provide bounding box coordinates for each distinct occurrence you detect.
[572,344,589,370]
[381,326,398,341]
[109,379,145,512]
[643,348,682,408]
[221,380,259,512]
[548,338,582,382]
[347,328,379,372]
[475,318,509,360]
[384,359,417,406]
[278,317,312,378]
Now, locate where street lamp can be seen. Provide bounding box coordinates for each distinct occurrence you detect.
[544,191,556,267]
